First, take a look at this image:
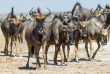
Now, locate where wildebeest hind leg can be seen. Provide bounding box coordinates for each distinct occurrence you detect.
[26,43,32,68]
[54,44,59,64]
[89,39,93,60]
[92,41,100,59]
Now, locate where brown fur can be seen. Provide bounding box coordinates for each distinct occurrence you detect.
[12,18,20,25]
[36,13,45,19]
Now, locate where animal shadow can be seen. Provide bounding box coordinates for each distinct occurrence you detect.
[18,66,36,70]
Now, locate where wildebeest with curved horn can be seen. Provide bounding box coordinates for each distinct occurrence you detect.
[43,13,72,68]
[1,7,26,56]
[25,7,54,69]
[78,17,108,61]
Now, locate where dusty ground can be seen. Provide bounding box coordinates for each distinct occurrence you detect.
[0,28,110,74]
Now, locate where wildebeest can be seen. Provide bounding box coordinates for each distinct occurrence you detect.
[79,17,108,61]
[25,7,54,69]
[43,14,71,68]
[1,7,26,56]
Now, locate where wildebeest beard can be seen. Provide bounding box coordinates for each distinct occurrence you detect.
[38,34,43,44]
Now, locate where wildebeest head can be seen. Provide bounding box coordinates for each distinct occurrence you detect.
[8,17,21,37]
[33,7,51,35]
[8,17,26,37]
[77,19,87,38]
[101,29,108,45]
[92,5,106,26]
[62,12,72,23]
[68,20,79,44]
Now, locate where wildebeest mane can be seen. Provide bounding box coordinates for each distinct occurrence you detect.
[72,2,82,15]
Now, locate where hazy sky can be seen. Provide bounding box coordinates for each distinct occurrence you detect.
[0,0,110,14]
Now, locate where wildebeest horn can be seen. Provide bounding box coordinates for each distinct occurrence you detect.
[29,7,34,16]
[46,7,51,14]
[46,7,51,17]
[107,25,110,30]
[37,7,41,13]
[90,7,94,12]
[59,13,63,22]
[11,7,14,14]
[20,14,27,20]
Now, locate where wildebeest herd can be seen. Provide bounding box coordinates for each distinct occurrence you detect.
[0,3,110,69]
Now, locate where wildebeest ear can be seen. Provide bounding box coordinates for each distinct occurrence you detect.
[21,19,26,22]
[8,19,13,22]
[59,13,63,22]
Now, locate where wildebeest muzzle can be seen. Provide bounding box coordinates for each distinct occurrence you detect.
[102,35,107,45]
[82,28,87,37]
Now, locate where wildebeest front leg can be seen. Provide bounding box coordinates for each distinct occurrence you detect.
[4,37,9,55]
[34,45,41,69]
[62,43,67,61]
[67,44,70,62]
[59,44,65,65]
[92,40,100,59]
[74,40,79,62]
[10,37,14,55]
[15,39,19,56]
[43,41,48,69]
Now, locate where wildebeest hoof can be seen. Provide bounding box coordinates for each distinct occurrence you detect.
[76,61,79,63]
[67,59,70,62]
[64,59,67,62]
[88,58,91,61]
[60,64,67,66]
[54,63,58,65]
[15,55,19,57]
[26,65,29,69]
[54,61,58,65]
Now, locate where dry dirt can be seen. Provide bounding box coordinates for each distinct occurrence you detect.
[0,28,110,74]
